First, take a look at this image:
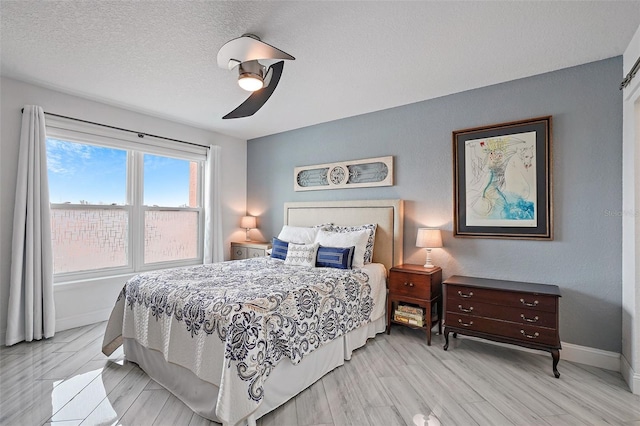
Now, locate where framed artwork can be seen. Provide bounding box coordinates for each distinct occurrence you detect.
[294,156,393,191]
[453,116,553,239]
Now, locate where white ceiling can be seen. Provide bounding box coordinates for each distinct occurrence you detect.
[2,1,639,140]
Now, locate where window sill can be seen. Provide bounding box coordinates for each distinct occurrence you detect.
[54,273,137,291]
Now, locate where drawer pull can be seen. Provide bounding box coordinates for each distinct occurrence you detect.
[458,290,474,298]
[519,298,539,307]
[520,314,539,323]
[458,305,474,313]
[458,319,474,327]
[403,282,415,287]
[520,330,540,339]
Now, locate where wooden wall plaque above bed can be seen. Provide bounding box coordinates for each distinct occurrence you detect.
[293,156,394,192]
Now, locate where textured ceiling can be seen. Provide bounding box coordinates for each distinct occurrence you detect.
[2,1,639,140]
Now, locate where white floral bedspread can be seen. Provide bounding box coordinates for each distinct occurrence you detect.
[102,257,375,425]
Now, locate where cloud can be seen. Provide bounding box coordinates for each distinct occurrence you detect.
[46,138,95,174]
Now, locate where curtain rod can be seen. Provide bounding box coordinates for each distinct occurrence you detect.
[620,56,640,90]
[21,108,207,148]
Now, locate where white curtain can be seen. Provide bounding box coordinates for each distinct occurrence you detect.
[204,145,224,263]
[6,105,55,346]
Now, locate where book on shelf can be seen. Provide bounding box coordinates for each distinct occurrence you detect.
[397,304,424,316]
[393,312,424,327]
[394,309,423,321]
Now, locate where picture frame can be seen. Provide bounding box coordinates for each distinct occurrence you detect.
[453,116,553,240]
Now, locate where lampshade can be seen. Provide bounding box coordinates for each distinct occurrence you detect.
[416,228,443,248]
[238,73,264,92]
[240,216,257,230]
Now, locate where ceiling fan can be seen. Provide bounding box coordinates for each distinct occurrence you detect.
[217,34,295,119]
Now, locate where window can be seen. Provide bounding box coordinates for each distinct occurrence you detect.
[143,154,200,264]
[45,117,207,281]
[48,139,129,274]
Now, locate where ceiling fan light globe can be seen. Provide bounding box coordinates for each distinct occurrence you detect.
[238,73,264,92]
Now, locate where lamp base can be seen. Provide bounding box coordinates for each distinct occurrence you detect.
[423,248,437,269]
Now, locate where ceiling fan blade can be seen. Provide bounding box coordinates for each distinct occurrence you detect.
[217,35,294,69]
[223,61,284,119]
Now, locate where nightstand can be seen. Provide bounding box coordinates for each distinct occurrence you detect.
[386,264,442,345]
[231,241,272,260]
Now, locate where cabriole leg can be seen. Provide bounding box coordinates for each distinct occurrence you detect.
[551,349,560,378]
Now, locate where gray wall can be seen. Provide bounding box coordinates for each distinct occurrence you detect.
[247,57,623,352]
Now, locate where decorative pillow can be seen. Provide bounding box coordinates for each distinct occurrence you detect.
[326,224,377,264]
[277,225,319,244]
[314,229,370,268]
[314,223,333,229]
[270,237,289,260]
[284,242,319,267]
[316,246,355,269]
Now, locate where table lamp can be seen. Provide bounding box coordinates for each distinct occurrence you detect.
[416,228,443,269]
[240,216,257,241]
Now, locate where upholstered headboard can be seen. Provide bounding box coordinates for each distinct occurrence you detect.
[284,199,404,271]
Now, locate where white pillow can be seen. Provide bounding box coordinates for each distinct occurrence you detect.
[284,242,319,267]
[326,224,377,264]
[314,229,370,268]
[277,225,319,244]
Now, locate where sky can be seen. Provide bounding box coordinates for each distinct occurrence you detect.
[46,138,195,206]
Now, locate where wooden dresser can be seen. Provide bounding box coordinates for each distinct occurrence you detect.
[443,275,561,378]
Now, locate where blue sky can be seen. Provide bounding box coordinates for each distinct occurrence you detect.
[46,138,194,206]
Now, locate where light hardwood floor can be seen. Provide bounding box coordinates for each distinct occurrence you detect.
[1,322,639,426]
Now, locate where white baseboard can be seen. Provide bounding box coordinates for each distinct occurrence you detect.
[55,308,113,333]
[561,341,621,372]
[457,335,620,372]
[621,354,640,395]
[0,310,111,346]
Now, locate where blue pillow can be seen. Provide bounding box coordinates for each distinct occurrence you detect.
[316,246,355,269]
[271,237,289,260]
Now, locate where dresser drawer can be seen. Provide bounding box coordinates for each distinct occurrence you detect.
[232,246,248,260]
[389,271,435,299]
[447,284,557,313]
[248,248,265,258]
[446,312,559,346]
[449,300,557,328]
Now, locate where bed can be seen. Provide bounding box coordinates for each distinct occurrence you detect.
[102,199,403,426]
